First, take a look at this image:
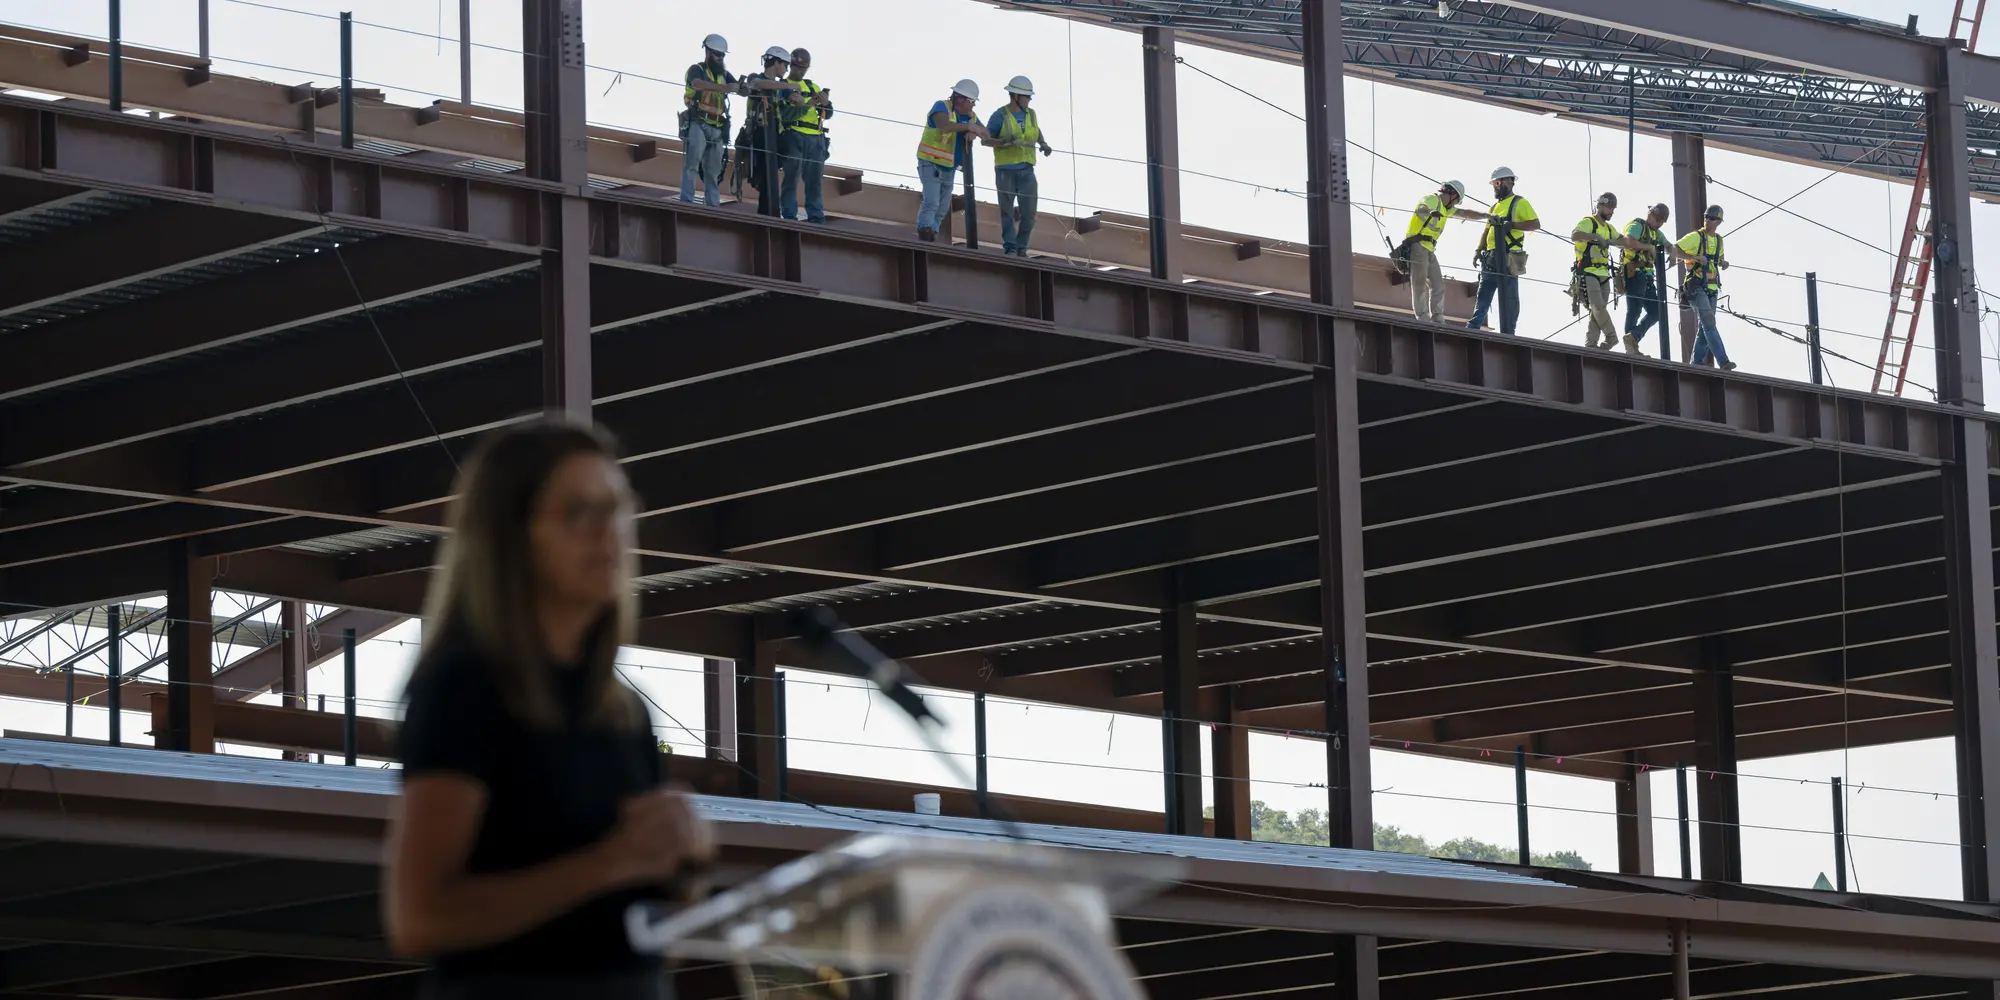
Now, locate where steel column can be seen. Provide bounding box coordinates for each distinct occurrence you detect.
[105,603,121,746]
[63,657,73,737]
[1161,600,1203,836]
[279,600,307,761]
[198,0,209,62]
[338,12,353,150]
[1676,763,1692,879]
[702,657,737,762]
[735,623,781,800]
[163,539,213,754]
[1515,745,1530,864]
[1142,26,1182,282]
[960,134,980,249]
[342,627,357,766]
[1671,920,1691,1000]
[1933,47,1986,406]
[1831,776,1849,891]
[1302,0,1355,310]
[1211,686,1252,840]
[458,0,472,106]
[774,669,789,800]
[107,0,122,114]
[1691,639,1742,882]
[975,691,990,817]
[1671,133,1707,364]
[523,0,590,418]
[1616,754,1655,875]
[1805,272,1825,385]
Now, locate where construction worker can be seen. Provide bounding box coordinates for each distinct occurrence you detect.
[1677,204,1735,370]
[1401,179,1481,323]
[779,48,833,224]
[1467,166,1541,336]
[915,79,991,242]
[1620,203,1674,355]
[983,75,1053,256]
[1571,192,1644,350]
[744,46,800,217]
[681,34,737,207]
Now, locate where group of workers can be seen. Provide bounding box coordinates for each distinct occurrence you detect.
[913,77,1053,254]
[1402,167,1735,368]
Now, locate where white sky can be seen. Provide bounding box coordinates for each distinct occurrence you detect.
[0,0,1978,900]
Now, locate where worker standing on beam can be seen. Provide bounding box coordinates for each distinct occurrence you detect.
[680,34,737,207]
[778,48,832,225]
[746,47,801,217]
[983,75,1054,257]
[1571,192,1643,350]
[915,79,990,242]
[1400,179,1481,324]
[1467,166,1541,336]
[1678,204,1736,370]
[1620,203,1675,355]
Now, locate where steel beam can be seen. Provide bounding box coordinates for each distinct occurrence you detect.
[1143,26,1182,282]
[162,538,213,754]
[1161,600,1203,835]
[1671,133,1707,365]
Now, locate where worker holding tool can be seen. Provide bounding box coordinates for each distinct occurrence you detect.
[1678,204,1735,370]
[680,34,737,207]
[1398,179,1482,324]
[1570,192,1644,350]
[915,80,990,242]
[983,75,1053,257]
[744,47,802,217]
[1619,203,1675,355]
[779,48,833,224]
[1467,166,1541,336]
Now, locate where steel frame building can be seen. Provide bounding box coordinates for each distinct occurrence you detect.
[2,0,2000,997]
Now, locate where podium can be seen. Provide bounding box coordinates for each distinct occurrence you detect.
[627,832,1183,1000]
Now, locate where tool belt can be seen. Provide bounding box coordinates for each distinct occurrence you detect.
[1392,235,1423,275]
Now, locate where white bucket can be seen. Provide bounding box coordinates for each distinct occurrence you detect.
[913,792,941,815]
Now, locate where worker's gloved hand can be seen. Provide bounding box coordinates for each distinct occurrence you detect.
[1719,261,1730,270]
[1039,142,1054,156]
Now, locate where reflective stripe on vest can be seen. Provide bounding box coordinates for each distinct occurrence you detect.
[916,102,961,167]
[1483,196,1526,253]
[1574,216,1615,277]
[788,80,825,135]
[992,108,1041,168]
[1406,193,1447,248]
[685,65,728,126]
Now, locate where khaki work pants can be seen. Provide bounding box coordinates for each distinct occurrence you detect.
[1408,243,1447,324]
[1581,274,1617,349]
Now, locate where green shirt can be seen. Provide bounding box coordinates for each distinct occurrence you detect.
[1623,219,1667,275]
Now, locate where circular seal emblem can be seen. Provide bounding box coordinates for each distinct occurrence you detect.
[902,883,1145,1000]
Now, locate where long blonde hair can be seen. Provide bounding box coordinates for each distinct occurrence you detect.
[406,418,639,731]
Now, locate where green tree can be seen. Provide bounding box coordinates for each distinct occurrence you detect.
[1240,799,1592,871]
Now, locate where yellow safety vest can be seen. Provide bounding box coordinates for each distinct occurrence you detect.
[787,79,825,135]
[685,64,729,127]
[916,101,964,168]
[1622,218,1665,277]
[1679,232,1725,291]
[1405,193,1448,249]
[1573,215,1615,278]
[1481,195,1533,253]
[992,108,1041,168]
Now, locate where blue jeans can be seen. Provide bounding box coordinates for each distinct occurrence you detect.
[680,121,725,207]
[779,131,828,223]
[996,166,1038,255]
[1468,256,1520,335]
[916,160,954,233]
[1625,274,1663,343]
[1687,287,1732,367]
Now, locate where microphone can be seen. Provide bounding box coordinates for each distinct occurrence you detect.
[787,606,937,725]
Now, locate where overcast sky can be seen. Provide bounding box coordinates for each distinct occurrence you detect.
[0,0,1978,899]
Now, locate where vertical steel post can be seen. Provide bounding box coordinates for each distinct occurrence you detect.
[165,539,214,753]
[1211,687,1253,840]
[108,0,122,113]
[1142,26,1182,281]
[1806,271,1824,384]
[736,624,781,800]
[105,604,121,746]
[64,659,74,737]
[702,657,737,762]
[960,132,980,249]
[1831,776,1848,891]
[774,670,788,800]
[317,693,326,764]
[1302,0,1355,310]
[338,12,354,150]
[1671,133,1708,364]
[279,601,308,761]
[1515,745,1531,865]
[342,627,357,765]
[1656,258,1672,361]
[1616,753,1654,874]
[458,0,472,106]
[1161,600,1203,836]
[1671,921,1691,1000]
[974,691,989,817]
[198,0,210,61]
[1676,763,1692,879]
[1692,639,1742,882]
[759,109,781,218]
[1626,68,1635,174]
[523,0,591,418]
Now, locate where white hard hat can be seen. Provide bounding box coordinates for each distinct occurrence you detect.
[1444,179,1467,198]
[702,33,728,55]
[1005,75,1035,96]
[952,78,980,102]
[763,45,792,64]
[1491,165,1517,181]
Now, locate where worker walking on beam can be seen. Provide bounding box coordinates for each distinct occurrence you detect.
[1678,204,1736,370]
[983,76,1054,257]
[1468,166,1541,336]
[1401,179,1482,324]
[1571,192,1644,350]
[1620,203,1675,355]
[680,34,737,207]
[915,79,990,242]
[779,48,832,224]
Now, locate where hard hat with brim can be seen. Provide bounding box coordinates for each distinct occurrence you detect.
[703,34,729,55]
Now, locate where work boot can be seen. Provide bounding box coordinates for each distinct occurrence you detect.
[1721,361,1737,371]
[917,228,936,242]
[1622,333,1640,355]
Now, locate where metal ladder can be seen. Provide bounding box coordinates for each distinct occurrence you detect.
[1873,0,1987,395]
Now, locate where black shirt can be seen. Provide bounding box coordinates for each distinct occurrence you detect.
[398,645,665,979]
